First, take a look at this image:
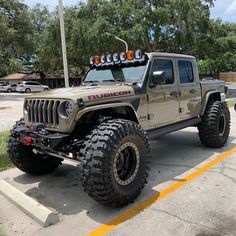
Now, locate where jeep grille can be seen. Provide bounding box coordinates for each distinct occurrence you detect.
[25,99,60,126]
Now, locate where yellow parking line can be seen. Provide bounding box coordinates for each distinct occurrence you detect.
[87,146,236,236]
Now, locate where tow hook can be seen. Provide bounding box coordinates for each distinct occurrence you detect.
[24,136,33,146]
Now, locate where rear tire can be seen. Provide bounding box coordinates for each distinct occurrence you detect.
[198,101,230,148]
[79,119,151,207]
[8,138,62,175]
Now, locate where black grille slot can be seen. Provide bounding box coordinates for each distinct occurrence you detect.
[26,99,60,126]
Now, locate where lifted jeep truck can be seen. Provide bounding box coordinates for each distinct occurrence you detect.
[8,51,230,207]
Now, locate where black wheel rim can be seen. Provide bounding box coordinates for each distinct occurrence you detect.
[219,113,226,137]
[113,142,140,186]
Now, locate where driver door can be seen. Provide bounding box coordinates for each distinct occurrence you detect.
[147,58,180,127]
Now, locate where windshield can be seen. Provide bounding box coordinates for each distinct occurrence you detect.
[84,64,147,84]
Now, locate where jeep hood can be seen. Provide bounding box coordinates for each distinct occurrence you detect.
[26,84,135,103]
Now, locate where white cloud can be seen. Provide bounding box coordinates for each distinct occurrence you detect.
[226,0,236,14]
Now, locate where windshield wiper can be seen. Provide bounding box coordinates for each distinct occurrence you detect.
[102,79,120,83]
[83,80,99,83]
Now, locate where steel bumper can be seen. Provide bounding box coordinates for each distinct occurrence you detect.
[10,121,70,150]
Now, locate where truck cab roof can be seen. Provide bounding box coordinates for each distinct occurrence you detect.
[146,52,195,59]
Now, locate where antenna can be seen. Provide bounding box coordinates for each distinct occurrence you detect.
[105,32,129,52]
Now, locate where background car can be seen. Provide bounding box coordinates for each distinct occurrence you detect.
[16,81,49,93]
[0,84,17,93]
[0,81,9,86]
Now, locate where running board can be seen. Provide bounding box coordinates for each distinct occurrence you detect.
[147,117,202,139]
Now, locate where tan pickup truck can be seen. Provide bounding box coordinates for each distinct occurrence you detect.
[8,51,230,207]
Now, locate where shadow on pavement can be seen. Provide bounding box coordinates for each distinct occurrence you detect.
[13,129,236,225]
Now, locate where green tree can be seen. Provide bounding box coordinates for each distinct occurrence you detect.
[0,0,33,76]
[37,0,216,74]
[198,19,236,74]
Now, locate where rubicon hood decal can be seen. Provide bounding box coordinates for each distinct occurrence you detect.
[88,90,132,101]
[26,84,135,103]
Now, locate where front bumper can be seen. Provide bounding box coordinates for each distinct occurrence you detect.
[10,120,70,150]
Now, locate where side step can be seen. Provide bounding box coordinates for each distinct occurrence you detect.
[147,117,202,139]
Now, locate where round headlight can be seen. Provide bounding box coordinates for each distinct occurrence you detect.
[106,54,113,63]
[101,54,106,64]
[127,50,135,61]
[89,56,94,65]
[113,53,120,62]
[64,101,73,117]
[135,50,142,59]
[94,55,101,65]
[120,52,127,61]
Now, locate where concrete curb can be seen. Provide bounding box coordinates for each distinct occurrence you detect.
[0,179,59,227]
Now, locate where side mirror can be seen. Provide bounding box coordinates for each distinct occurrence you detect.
[151,71,165,85]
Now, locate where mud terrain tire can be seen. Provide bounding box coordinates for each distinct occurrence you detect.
[8,138,62,175]
[198,101,230,148]
[79,119,151,207]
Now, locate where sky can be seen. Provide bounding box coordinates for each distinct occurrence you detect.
[23,0,236,23]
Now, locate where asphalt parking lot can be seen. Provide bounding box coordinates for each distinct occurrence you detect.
[0,93,236,236]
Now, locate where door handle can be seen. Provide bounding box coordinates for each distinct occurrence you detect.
[170,91,178,97]
[189,89,196,94]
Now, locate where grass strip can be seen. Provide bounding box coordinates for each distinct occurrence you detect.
[0,131,14,171]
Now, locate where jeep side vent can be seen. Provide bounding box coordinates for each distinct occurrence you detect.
[26,99,60,126]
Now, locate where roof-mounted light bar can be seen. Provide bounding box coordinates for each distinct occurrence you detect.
[89,50,146,67]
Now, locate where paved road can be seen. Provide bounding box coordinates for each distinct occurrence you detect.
[0,106,236,236]
[0,93,30,132]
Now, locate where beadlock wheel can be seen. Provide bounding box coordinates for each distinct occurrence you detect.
[113,142,140,186]
[79,119,151,207]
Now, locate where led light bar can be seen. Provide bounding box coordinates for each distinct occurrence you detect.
[120,52,127,61]
[113,53,120,62]
[101,54,106,64]
[89,50,145,67]
[135,50,142,59]
[106,54,113,63]
[127,50,135,61]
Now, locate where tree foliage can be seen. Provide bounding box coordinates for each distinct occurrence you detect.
[1,0,236,77]
[0,0,33,75]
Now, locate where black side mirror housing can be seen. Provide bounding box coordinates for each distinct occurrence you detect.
[152,71,165,85]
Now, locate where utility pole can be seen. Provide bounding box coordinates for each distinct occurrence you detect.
[58,0,69,88]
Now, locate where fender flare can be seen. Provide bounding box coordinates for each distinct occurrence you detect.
[200,90,224,115]
[74,102,139,123]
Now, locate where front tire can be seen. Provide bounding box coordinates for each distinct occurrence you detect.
[8,138,62,175]
[79,119,151,207]
[198,101,230,148]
